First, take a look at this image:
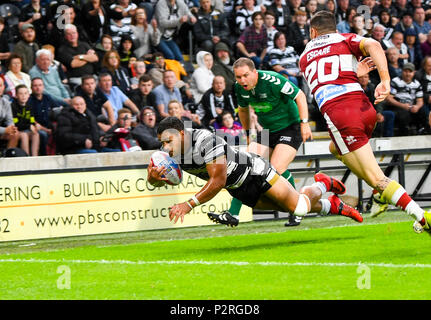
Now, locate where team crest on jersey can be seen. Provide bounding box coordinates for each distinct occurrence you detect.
[281,81,294,95]
[259,93,267,99]
[345,135,357,145]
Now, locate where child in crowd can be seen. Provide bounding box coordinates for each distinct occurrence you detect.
[217,110,246,145]
[11,85,39,156]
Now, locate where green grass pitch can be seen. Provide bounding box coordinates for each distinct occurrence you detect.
[0,210,430,300]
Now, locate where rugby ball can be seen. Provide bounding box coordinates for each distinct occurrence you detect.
[150,151,183,185]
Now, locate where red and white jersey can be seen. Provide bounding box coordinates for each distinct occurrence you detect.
[299,33,367,110]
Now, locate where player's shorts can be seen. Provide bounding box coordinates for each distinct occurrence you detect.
[256,122,302,150]
[226,153,280,207]
[321,92,377,155]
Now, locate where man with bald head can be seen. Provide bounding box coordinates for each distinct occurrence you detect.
[56,96,101,154]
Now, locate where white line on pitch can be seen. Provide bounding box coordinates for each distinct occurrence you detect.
[0,258,430,269]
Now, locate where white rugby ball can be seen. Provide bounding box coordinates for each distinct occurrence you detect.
[150,151,183,185]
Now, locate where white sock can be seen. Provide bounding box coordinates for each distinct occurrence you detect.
[319,199,331,215]
[312,182,327,195]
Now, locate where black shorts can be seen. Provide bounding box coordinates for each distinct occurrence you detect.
[256,122,302,150]
[227,154,280,207]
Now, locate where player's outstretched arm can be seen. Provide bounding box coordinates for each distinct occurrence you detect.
[169,157,228,224]
[362,38,391,104]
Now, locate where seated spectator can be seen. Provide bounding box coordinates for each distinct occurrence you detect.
[127,74,159,116]
[100,108,134,152]
[147,52,188,87]
[27,78,57,155]
[405,28,423,69]
[4,54,31,98]
[130,59,147,89]
[386,62,426,136]
[211,41,235,93]
[98,72,139,118]
[336,6,356,33]
[420,30,431,57]
[413,7,431,43]
[152,70,183,118]
[351,14,369,37]
[75,74,116,132]
[100,50,133,93]
[131,106,162,150]
[387,47,403,79]
[57,24,99,89]
[0,18,11,72]
[268,32,301,86]
[130,7,161,60]
[216,110,246,145]
[265,0,291,34]
[286,9,310,55]
[81,0,110,45]
[414,55,431,134]
[192,0,230,53]
[56,96,101,154]
[378,8,395,40]
[118,34,137,70]
[305,0,318,21]
[41,44,69,86]
[11,85,39,156]
[236,11,268,69]
[18,0,50,45]
[109,15,134,49]
[154,0,197,63]
[29,49,71,107]
[167,99,201,128]
[382,31,409,65]
[13,24,39,74]
[358,73,395,137]
[109,0,138,29]
[394,11,418,37]
[196,75,236,128]
[95,34,115,72]
[0,76,19,150]
[264,10,278,53]
[235,0,266,35]
[191,51,215,103]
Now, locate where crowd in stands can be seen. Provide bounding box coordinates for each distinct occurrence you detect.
[0,0,429,156]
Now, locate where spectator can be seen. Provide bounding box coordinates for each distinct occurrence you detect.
[378,8,395,40]
[351,14,369,37]
[235,0,265,35]
[394,11,418,36]
[414,55,431,134]
[382,31,409,64]
[386,62,425,136]
[57,24,99,89]
[413,7,431,43]
[211,41,235,93]
[373,0,398,18]
[325,0,337,15]
[13,24,39,74]
[118,34,136,70]
[264,10,278,53]
[394,0,408,19]
[27,77,57,155]
[109,0,138,29]
[95,34,114,71]
[154,0,197,63]
[358,73,395,137]
[196,75,236,128]
[167,99,201,128]
[305,0,318,21]
[4,54,31,98]
[268,32,301,86]
[371,23,386,43]
[335,0,350,24]
[153,70,182,118]
[98,72,139,118]
[127,74,159,116]
[336,6,357,33]
[131,8,161,60]
[386,47,403,79]
[286,9,310,56]
[406,0,425,16]
[0,18,11,72]
[193,0,230,53]
[75,74,116,132]
[131,106,162,150]
[100,50,132,93]
[236,11,267,69]
[18,0,50,45]
[405,28,423,69]
[147,52,188,87]
[0,77,19,150]
[11,85,39,156]
[191,51,215,102]
[81,0,110,45]
[130,59,147,89]
[287,0,303,17]
[29,49,71,106]
[56,96,101,154]
[265,0,291,34]
[100,108,132,152]
[421,30,431,56]
[216,110,246,145]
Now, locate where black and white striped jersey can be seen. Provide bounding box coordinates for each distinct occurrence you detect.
[176,129,267,189]
[390,77,423,105]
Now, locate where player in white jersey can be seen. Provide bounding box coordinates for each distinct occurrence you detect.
[299,11,431,234]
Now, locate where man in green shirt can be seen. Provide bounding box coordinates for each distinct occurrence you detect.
[208,57,313,227]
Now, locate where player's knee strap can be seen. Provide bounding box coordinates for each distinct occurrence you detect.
[294,194,310,217]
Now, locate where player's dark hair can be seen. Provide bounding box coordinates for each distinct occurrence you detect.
[310,10,336,34]
[157,117,184,135]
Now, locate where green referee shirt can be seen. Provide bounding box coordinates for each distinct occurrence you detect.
[235,70,301,132]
